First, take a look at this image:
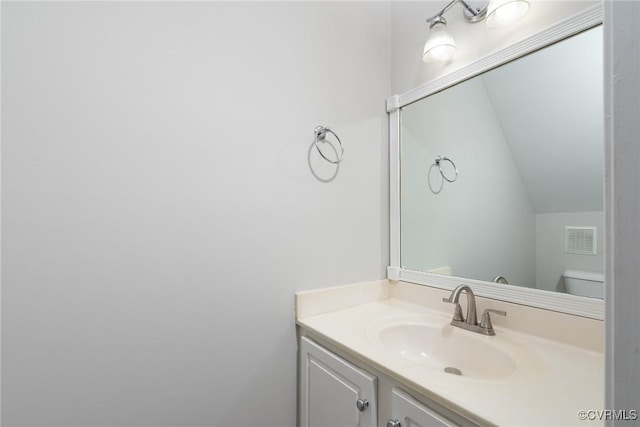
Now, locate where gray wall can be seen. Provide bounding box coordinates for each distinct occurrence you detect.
[1,2,390,425]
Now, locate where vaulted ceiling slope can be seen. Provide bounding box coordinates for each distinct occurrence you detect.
[481,26,603,214]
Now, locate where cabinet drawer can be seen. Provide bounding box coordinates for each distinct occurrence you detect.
[389,387,459,427]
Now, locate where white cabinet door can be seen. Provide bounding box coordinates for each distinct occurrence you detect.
[300,336,377,427]
[389,388,459,427]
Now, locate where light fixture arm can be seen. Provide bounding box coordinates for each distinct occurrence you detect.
[426,0,458,25]
[426,0,489,25]
[459,0,486,19]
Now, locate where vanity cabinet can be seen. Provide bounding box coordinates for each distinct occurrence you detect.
[299,335,469,427]
[299,336,377,427]
[389,387,459,427]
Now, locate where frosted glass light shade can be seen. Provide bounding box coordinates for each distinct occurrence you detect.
[486,0,529,28]
[423,22,456,63]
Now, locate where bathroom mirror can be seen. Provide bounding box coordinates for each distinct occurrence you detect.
[388,6,604,319]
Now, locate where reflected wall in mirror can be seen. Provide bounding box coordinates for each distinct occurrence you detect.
[400,25,603,298]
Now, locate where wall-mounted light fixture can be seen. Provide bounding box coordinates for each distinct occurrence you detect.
[423,0,530,63]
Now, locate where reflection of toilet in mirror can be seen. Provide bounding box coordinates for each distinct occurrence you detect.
[563,269,604,299]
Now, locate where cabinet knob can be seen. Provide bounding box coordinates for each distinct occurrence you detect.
[387,420,401,427]
[356,398,369,412]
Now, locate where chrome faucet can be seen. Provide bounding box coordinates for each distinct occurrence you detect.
[442,285,477,325]
[442,285,506,336]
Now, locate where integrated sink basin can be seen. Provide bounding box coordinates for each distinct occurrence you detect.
[377,322,517,380]
[367,314,542,383]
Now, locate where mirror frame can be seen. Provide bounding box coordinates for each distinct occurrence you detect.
[387,4,604,320]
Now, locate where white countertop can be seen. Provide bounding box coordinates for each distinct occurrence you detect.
[296,281,604,426]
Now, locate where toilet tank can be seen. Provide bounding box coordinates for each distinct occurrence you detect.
[563,269,604,298]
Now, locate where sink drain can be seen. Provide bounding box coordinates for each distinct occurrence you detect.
[444,367,462,376]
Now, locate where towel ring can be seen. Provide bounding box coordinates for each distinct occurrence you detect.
[435,155,458,182]
[428,155,458,194]
[427,163,445,194]
[314,126,344,164]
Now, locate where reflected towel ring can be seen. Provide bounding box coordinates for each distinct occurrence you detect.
[314,125,344,164]
[435,155,458,182]
[428,155,458,194]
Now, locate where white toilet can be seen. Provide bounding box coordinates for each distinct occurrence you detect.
[563,269,604,298]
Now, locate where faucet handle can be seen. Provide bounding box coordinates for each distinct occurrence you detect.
[480,309,506,335]
[442,298,465,322]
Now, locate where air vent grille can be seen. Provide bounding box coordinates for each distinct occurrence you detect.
[565,226,597,255]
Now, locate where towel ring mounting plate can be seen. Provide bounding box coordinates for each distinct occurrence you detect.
[314,125,344,164]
